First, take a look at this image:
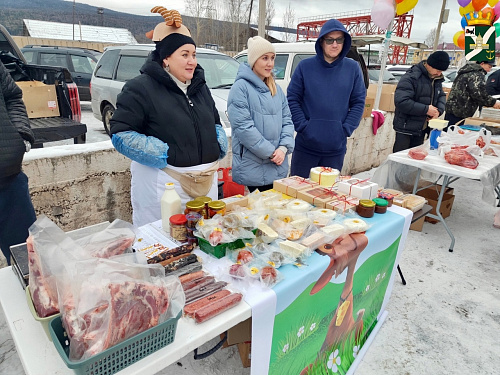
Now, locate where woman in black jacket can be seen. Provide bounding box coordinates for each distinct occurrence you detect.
[392,51,449,153]
[110,9,227,226]
[0,61,36,265]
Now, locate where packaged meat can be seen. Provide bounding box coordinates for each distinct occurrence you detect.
[183,289,232,316]
[184,281,228,304]
[408,146,428,160]
[444,149,479,169]
[194,293,243,323]
[179,270,205,284]
[164,254,198,274]
[182,276,215,291]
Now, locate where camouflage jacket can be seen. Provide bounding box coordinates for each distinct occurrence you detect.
[445,63,496,119]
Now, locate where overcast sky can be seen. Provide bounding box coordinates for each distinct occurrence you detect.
[68,0,464,43]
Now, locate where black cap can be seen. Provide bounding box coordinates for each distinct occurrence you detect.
[477,60,496,67]
[427,51,450,71]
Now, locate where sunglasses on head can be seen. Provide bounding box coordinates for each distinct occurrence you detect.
[323,37,345,45]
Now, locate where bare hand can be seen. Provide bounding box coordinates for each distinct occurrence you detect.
[493,101,500,109]
[426,105,439,119]
[270,149,285,166]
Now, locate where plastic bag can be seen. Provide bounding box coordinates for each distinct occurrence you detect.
[408,145,429,160]
[437,126,491,151]
[111,131,169,169]
[443,148,479,169]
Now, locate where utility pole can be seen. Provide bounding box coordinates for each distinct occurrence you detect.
[433,0,448,52]
[97,8,104,27]
[72,0,75,40]
[258,0,266,37]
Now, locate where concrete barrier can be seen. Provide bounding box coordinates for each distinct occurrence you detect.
[22,115,395,231]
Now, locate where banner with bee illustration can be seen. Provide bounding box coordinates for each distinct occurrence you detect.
[465,25,496,63]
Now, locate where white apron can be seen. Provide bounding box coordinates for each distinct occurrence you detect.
[130,161,218,227]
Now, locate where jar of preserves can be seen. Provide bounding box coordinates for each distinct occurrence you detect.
[194,196,212,219]
[186,212,202,228]
[356,199,375,218]
[184,200,205,216]
[208,200,226,218]
[372,198,388,214]
[169,214,188,242]
[377,192,394,207]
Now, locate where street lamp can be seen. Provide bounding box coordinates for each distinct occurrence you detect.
[433,0,449,52]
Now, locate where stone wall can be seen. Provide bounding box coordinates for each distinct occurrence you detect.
[22,115,395,231]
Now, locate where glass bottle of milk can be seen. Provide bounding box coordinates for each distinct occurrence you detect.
[161,183,182,232]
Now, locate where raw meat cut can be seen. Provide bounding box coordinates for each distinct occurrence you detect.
[444,149,479,169]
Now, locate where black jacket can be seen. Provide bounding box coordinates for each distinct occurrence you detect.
[0,61,33,181]
[393,61,446,136]
[486,69,500,96]
[110,52,220,168]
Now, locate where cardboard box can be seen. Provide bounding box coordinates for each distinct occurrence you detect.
[221,195,248,212]
[464,117,500,128]
[367,84,396,112]
[326,197,358,214]
[273,176,318,198]
[363,97,375,118]
[237,342,251,368]
[296,187,342,208]
[226,318,251,346]
[409,216,425,231]
[17,81,60,119]
[416,185,455,224]
[337,178,379,200]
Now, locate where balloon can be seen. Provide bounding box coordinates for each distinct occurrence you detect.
[453,30,464,47]
[461,15,468,28]
[495,2,500,14]
[459,6,468,15]
[396,0,419,15]
[396,0,404,3]
[458,0,471,6]
[458,32,465,49]
[371,0,395,30]
[482,6,496,22]
[464,2,476,13]
[488,0,499,6]
[472,0,488,11]
[495,22,500,35]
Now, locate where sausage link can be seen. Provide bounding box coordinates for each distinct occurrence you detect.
[182,276,215,291]
[185,281,228,304]
[194,293,243,323]
[179,270,205,284]
[183,289,231,317]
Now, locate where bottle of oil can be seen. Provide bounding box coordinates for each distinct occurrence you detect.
[161,183,182,232]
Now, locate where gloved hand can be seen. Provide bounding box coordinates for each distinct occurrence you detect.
[216,124,228,160]
[24,140,32,152]
[112,131,168,168]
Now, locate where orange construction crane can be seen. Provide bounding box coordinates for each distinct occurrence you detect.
[297,9,414,64]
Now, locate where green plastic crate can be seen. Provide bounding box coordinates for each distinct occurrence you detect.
[49,310,181,375]
[197,236,247,258]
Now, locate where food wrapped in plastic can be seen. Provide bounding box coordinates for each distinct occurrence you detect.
[259,265,283,288]
[342,218,370,234]
[443,148,479,169]
[408,146,428,160]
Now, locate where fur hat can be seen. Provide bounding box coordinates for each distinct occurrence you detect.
[426,51,450,71]
[146,6,195,60]
[247,36,275,68]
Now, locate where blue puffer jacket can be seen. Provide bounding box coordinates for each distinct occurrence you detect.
[227,63,295,186]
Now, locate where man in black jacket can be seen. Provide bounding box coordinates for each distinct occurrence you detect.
[486,68,500,96]
[392,51,449,152]
[0,61,36,265]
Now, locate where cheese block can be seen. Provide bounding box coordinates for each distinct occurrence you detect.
[322,224,345,239]
[301,232,328,249]
[343,218,369,233]
[256,222,279,243]
[286,199,312,212]
[279,240,308,258]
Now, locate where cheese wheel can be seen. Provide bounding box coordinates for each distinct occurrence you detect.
[310,167,340,187]
[343,218,369,233]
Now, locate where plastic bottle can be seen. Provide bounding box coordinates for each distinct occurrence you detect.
[161,183,182,232]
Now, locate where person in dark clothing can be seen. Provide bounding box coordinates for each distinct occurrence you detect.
[287,19,366,177]
[0,61,36,265]
[445,61,500,126]
[110,9,228,226]
[392,51,449,153]
[485,68,500,96]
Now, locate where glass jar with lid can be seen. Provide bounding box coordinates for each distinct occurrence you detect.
[194,196,212,219]
[185,200,205,216]
[208,200,226,218]
[356,199,375,218]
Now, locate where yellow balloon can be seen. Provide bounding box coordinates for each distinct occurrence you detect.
[453,30,464,47]
[488,0,499,7]
[464,2,475,13]
[396,0,419,15]
[459,6,470,16]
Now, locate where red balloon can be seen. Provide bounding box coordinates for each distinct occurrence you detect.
[482,6,496,21]
[458,32,465,50]
[396,0,404,3]
[472,0,488,11]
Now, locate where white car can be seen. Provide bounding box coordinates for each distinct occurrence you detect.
[91,45,240,135]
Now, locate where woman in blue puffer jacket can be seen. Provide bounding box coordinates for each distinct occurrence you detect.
[227,36,294,192]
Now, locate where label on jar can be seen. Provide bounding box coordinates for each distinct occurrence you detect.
[170,224,187,241]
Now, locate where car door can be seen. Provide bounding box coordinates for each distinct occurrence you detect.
[69,53,97,101]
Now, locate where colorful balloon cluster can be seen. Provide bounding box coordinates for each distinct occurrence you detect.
[453,0,499,49]
[371,0,419,30]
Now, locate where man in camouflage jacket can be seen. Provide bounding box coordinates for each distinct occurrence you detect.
[445,61,500,125]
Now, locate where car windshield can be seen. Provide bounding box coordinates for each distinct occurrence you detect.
[196,53,240,89]
[368,69,397,83]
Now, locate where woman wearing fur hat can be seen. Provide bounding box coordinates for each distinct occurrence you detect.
[110,7,228,227]
[227,36,294,192]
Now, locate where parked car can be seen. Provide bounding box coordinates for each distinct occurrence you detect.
[1,25,86,146]
[367,68,398,84]
[388,66,453,88]
[234,41,369,94]
[21,45,101,101]
[91,44,239,135]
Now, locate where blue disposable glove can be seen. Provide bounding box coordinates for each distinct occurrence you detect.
[112,131,168,168]
[216,124,228,160]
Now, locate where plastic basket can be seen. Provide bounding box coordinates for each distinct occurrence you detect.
[197,236,247,258]
[25,285,60,342]
[49,310,181,375]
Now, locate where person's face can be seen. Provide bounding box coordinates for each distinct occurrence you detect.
[481,62,493,73]
[252,52,275,80]
[426,64,443,78]
[163,44,197,83]
[321,31,345,63]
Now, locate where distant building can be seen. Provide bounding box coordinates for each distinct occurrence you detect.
[413,42,499,67]
[22,19,137,44]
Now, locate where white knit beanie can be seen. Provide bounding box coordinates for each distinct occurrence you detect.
[247,36,275,68]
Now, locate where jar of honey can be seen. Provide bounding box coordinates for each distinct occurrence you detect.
[169,214,187,242]
[184,200,205,216]
[372,198,388,214]
[356,199,375,218]
[194,196,212,219]
[208,200,226,218]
